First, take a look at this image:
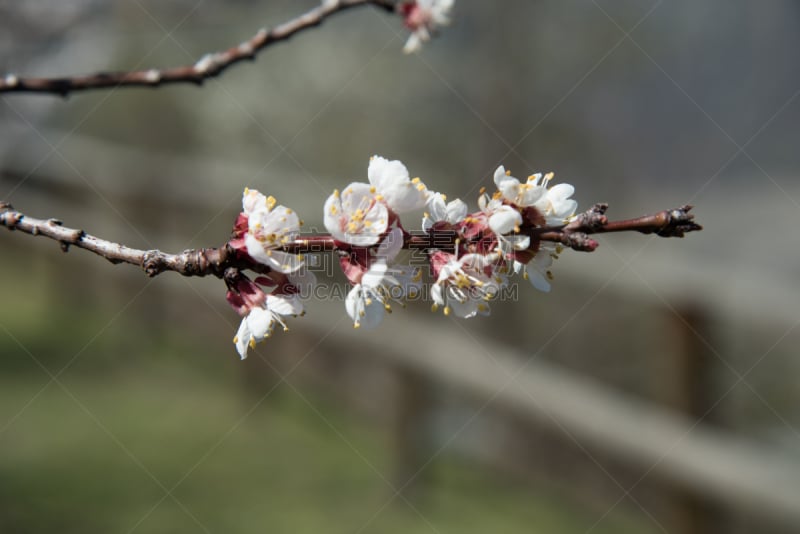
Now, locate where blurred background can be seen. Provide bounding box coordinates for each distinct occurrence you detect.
[2,1,800,532]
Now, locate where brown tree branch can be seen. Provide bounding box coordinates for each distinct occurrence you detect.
[0,0,397,97]
[2,201,702,278]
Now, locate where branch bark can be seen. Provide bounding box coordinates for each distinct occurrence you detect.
[0,0,397,97]
[1,201,702,278]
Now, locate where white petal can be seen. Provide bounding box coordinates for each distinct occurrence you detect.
[449,296,478,319]
[368,155,427,213]
[403,33,423,54]
[242,189,267,215]
[260,206,300,236]
[426,192,448,221]
[368,156,409,191]
[445,199,467,223]
[266,294,302,316]
[323,191,345,241]
[345,286,385,329]
[245,234,303,273]
[234,318,251,360]
[493,166,510,189]
[246,307,274,339]
[488,207,522,235]
[519,184,546,206]
[362,260,389,289]
[431,283,445,306]
[526,263,551,292]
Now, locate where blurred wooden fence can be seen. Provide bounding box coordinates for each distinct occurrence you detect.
[3,127,800,533]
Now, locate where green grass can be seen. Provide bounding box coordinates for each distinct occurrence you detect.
[0,253,657,533]
[0,368,658,534]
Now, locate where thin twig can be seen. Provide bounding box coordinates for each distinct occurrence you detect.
[0,0,397,97]
[1,201,702,278]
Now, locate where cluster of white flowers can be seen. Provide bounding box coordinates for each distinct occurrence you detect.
[226,156,577,359]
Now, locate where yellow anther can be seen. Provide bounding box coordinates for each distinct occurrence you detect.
[441,194,446,200]
[423,212,430,219]
[365,298,373,306]
[244,187,250,194]
[266,195,277,209]
[285,208,293,214]
[370,186,376,193]
[333,189,340,198]
[375,194,384,201]
[283,326,289,332]
[233,335,239,343]
[478,304,488,312]
[330,206,338,215]
[505,169,511,176]
[431,303,439,312]
[479,187,486,195]
[544,172,554,182]
[354,322,361,329]
[297,254,304,261]
[249,338,256,349]
[416,184,426,191]
[443,306,451,316]
[411,177,421,184]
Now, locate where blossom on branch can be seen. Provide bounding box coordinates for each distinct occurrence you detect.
[429,251,504,318]
[422,192,467,231]
[324,183,388,246]
[228,269,315,359]
[401,0,455,53]
[208,156,700,359]
[231,188,305,272]
[345,227,422,328]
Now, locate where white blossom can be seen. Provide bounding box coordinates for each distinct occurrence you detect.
[368,155,429,213]
[493,165,578,224]
[324,182,388,246]
[431,253,503,318]
[422,192,467,231]
[402,0,455,54]
[515,245,560,293]
[234,294,303,359]
[478,190,530,252]
[344,228,421,328]
[242,189,304,273]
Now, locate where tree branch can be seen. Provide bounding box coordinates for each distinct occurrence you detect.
[2,201,702,278]
[534,203,702,252]
[0,0,397,97]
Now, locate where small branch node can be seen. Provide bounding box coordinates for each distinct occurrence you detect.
[562,232,599,252]
[142,250,166,277]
